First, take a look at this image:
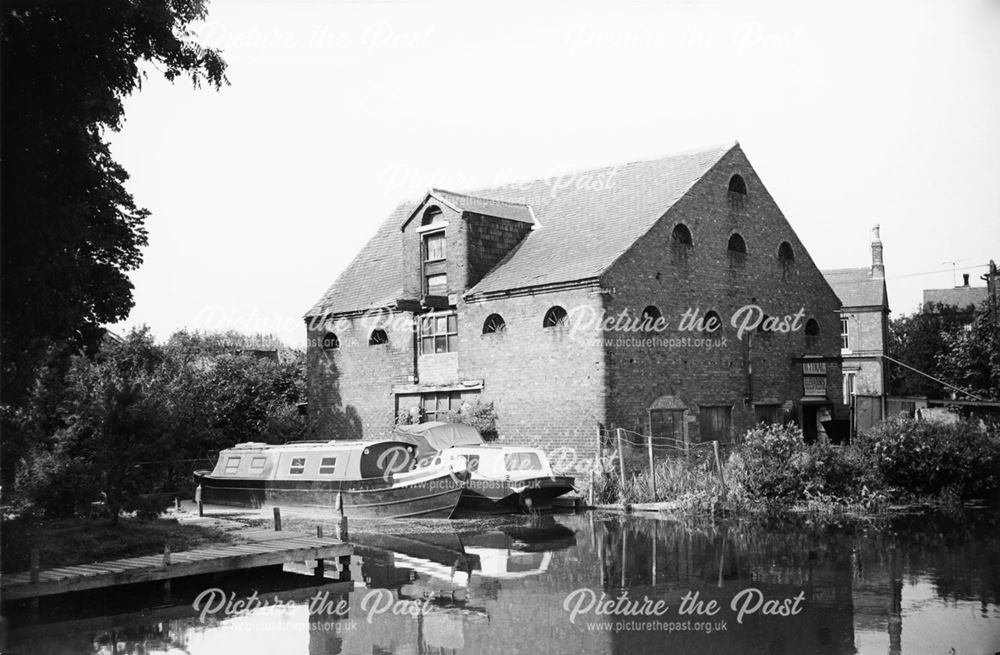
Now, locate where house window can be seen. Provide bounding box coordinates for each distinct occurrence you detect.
[840,318,850,350]
[727,233,747,254]
[543,306,568,328]
[249,456,266,472]
[425,232,446,261]
[322,332,339,350]
[426,274,448,296]
[422,391,462,421]
[641,305,662,331]
[224,456,241,474]
[728,174,747,195]
[369,329,389,346]
[319,457,338,475]
[843,372,856,399]
[482,313,506,334]
[650,409,684,444]
[289,457,306,475]
[805,318,820,349]
[671,223,693,246]
[420,312,458,354]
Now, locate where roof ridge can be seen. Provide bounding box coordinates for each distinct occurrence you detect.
[431,188,532,208]
[462,141,738,196]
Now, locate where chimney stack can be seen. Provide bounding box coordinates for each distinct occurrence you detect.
[870,225,884,279]
[962,273,970,287]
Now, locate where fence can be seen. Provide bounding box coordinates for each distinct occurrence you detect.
[597,426,727,499]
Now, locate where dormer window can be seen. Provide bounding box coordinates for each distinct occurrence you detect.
[425,232,446,261]
[423,226,447,296]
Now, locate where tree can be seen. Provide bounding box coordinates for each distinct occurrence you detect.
[1,0,227,483]
[888,302,976,398]
[889,302,999,400]
[936,309,1000,400]
[15,329,308,519]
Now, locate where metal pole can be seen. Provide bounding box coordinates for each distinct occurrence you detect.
[647,432,656,499]
[616,428,626,499]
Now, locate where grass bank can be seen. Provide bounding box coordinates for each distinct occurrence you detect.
[1,515,235,574]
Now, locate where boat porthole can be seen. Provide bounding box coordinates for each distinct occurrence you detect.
[363,448,370,455]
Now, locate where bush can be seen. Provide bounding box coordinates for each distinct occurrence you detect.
[729,423,879,506]
[860,417,1000,500]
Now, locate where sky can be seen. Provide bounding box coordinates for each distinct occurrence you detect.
[107,0,1000,348]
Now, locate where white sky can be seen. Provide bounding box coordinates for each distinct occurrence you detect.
[108,0,1000,348]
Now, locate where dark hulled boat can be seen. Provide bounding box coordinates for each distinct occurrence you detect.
[193,439,468,519]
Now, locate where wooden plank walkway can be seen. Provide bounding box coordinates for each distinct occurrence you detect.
[0,530,352,602]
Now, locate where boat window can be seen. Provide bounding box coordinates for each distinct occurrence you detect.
[319,457,338,475]
[465,454,480,473]
[224,456,241,474]
[504,452,542,472]
[249,456,266,472]
[289,457,306,475]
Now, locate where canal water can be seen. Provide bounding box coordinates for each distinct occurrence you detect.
[4,511,999,654]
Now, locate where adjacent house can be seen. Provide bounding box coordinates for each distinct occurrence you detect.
[305,143,844,470]
[822,227,891,401]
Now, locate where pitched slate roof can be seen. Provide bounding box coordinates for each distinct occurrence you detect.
[307,143,735,318]
[922,285,987,309]
[822,267,888,309]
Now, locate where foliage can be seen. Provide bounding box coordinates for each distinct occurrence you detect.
[448,400,499,441]
[860,416,1000,500]
[1,0,228,484]
[888,302,999,399]
[935,310,1000,401]
[13,329,307,520]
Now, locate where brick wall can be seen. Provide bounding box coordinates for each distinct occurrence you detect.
[306,311,414,440]
[841,307,887,395]
[459,290,607,472]
[600,146,844,442]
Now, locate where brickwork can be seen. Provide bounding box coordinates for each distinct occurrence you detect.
[600,147,843,441]
[306,144,847,470]
[841,308,887,395]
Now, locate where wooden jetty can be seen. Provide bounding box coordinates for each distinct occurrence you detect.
[0,529,353,602]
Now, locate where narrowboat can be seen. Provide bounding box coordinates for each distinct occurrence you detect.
[392,422,576,513]
[193,438,469,519]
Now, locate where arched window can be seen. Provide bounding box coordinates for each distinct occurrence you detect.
[671,223,693,246]
[543,306,568,328]
[778,241,795,262]
[322,332,340,350]
[727,233,747,254]
[421,205,443,226]
[482,313,506,334]
[704,310,722,333]
[368,329,389,346]
[728,174,747,195]
[641,305,662,331]
[805,318,820,348]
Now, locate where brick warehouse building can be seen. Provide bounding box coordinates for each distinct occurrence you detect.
[305,143,844,471]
